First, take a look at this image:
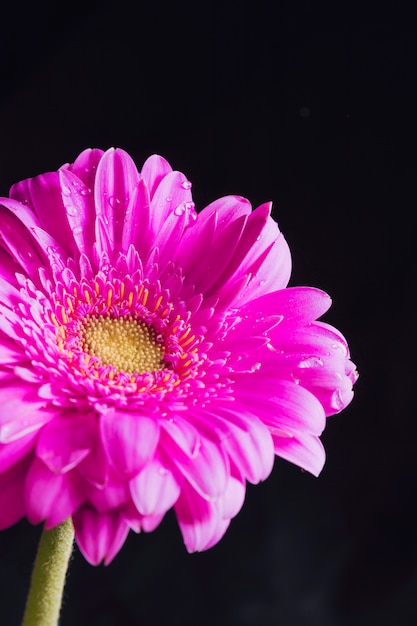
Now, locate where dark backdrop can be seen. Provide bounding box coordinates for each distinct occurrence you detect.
[0,1,416,625]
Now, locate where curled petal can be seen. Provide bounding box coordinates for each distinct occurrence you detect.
[100,412,160,478]
[60,147,104,190]
[272,430,326,477]
[9,172,74,256]
[130,457,181,516]
[36,411,96,473]
[0,382,53,443]
[0,431,37,473]
[175,482,221,553]
[0,455,31,529]
[163,430,229,500]
[73,507,129,565]
[24,458,88,528]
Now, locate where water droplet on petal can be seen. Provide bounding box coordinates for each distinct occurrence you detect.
[109,196,121,208]
[181,180,192,190]
[299,356,324,368]
[65,205,79,217]
[191,439,201,458]
[165,196,172,202]
[80,188,91,196]
[330,389,346,411]
[62,186,72,196]
[174,205,185,216]
[291,372,301,384]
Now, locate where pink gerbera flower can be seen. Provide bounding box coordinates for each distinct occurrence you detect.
[0,148,357,565]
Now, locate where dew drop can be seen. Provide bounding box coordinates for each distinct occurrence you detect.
[165,196,173,202]
[299,356,324,368]
[181,180,192,190]
[80,188,91,196]
[191,439,201,458]
[291,372,301,384]
[62,186,72,196]
[330,389,346,411]
[65,205,79,217]
[174,205,185,216]
[109,196,121,208]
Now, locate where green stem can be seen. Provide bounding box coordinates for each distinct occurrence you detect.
[21,518,74,626]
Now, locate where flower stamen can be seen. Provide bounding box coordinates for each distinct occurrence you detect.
[81,315,165,374]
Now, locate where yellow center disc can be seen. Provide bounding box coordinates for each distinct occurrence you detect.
[81,315,165,374]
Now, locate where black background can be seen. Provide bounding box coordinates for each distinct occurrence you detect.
[0,1,416,624]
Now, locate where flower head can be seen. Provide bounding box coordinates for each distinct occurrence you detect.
[0,148,357,564]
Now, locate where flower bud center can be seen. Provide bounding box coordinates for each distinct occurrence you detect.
[81,315,165,374]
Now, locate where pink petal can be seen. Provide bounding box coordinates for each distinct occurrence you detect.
[36,411,96,473]
[87,479,130,513]
[10,172,74,256]
[205,202,273,295]
[73,507,129,565]
[140,154,173,198]
[94,148,140,252]
[121,179,152,255]
[60,148,104,190]
[166,433,229,500]
[233,380,326,436]
[77,434,109,488]
[0,455,31,529]
[220,475,246,520]
[175,483,220,552]
[0,198,67,263]
[0,208,45,282]
[182,215,248,295]
[239,203,292,297]
[100,412,160,478]
[140,513,165,533]
[176,196,251,279]
[191,407,274,484]
[0,246,21,290]
[0,335,27,365]
[160,417,201,458]
[220,415,274,484]
[0,381,54,443]
[58,169,96,257]
[197,195,252,230]
[239,287,332,337]
[0,431,37,473]
[150,170,194,234]
[152,205,197,270]
[24,457,88,528]
[200,518,231,551]
[129,457,181,516]
[272,430,326,476]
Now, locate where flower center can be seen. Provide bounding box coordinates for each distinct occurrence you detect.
[81,315,165,374]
